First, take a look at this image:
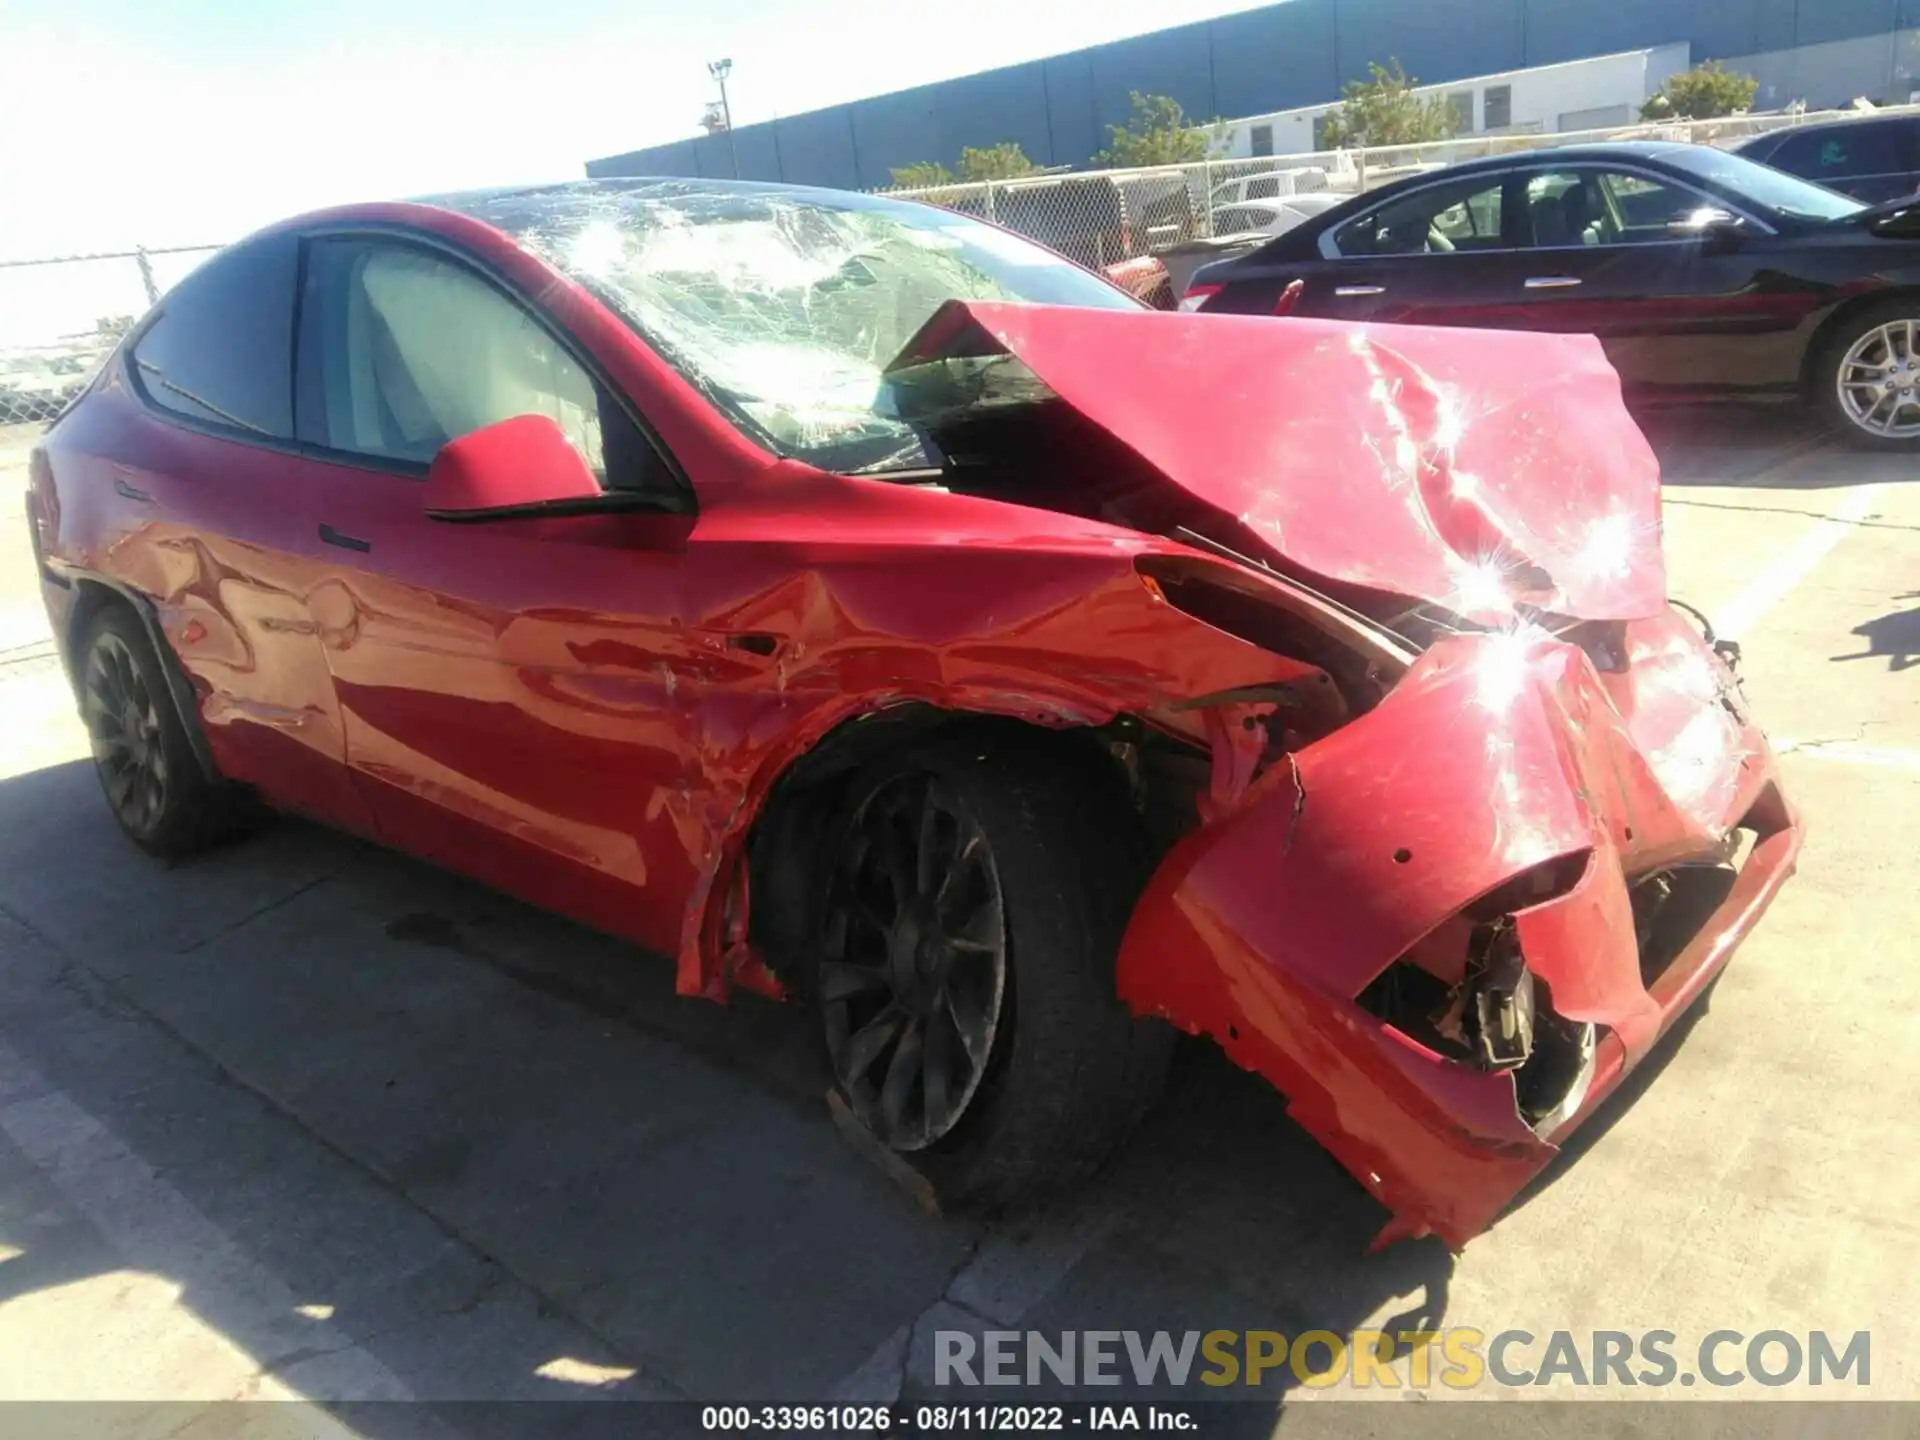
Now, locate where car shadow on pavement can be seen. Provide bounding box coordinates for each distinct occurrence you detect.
[1634,404,1899,490]
[1503,972,1720,1222]
[1831,594,1920,671]
[0,757,1453,1430]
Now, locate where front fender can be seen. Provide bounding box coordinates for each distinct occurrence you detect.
[682,552,1331,1000]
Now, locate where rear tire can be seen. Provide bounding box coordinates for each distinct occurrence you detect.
[1815,302,1920,449]
[77,606,250,857]
[809,727,1172,1210]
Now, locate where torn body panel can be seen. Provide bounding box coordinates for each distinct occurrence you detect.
[1117,613,1801,1249]
[677,484,1352,996]
[886,302,1666,625]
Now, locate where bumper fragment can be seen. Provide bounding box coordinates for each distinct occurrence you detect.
[1116,613,1802,1249]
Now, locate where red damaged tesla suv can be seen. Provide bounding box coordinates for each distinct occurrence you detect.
[26,179,1802,1248]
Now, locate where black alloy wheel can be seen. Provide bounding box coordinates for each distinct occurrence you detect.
[819,773,1007,1150]
[807,728,1175,1211]
[78,606,247,856]
[82,624,172,840]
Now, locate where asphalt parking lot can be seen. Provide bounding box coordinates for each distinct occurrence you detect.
[0,407,1915,1432]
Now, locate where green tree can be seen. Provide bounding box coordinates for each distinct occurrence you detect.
[1318,60,1459,148]
[889,160,955,188]
[1641,61,1760,121]
[957,141,1039,180]
[1095,92,1212,167]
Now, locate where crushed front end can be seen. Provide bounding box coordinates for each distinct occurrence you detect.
[875,302,1802,1247]
[1115,608,1802,1250]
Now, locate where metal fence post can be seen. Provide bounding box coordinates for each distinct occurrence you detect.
[134,247,158,306]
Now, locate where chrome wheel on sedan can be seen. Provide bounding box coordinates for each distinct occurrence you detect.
[1837,318,1920,439]
[1823,306,1920,449]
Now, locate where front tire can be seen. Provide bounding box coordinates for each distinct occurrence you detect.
[1817,303,1920,449]
[810,729,1172,1210]
[78,606,244,856]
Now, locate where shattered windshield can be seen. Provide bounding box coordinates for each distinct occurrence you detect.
[450,180,1139,473]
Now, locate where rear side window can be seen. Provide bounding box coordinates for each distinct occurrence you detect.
[1334,175,1506,255]
[1771,123,1910,180]
[126,234,297,439]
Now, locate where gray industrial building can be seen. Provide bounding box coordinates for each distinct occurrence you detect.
[587,0,1920,190]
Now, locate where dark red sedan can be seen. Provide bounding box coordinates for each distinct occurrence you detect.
[1187,141,1920,448]
[27,179,1801,1248]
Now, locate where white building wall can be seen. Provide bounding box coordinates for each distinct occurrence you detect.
[1216,43,1693,159]
[1726,28,1920,109]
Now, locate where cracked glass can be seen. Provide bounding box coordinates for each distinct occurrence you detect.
[446,180,1139,474]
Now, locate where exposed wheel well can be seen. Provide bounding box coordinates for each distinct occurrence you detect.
[1801,288,1920,396]
[744,705,1203,989]
[62,579,119,681]
[61,578,220,782]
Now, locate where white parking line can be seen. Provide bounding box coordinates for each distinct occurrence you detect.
[1714,484,1887,639]
[0,1042,413,1404]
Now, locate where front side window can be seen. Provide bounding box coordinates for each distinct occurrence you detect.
[296,238,655,487]
[127,233,298,439]
[1334,175,1507,256]
[1519,169,1708,247]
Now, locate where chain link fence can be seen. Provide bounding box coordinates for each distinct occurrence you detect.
[879,103,1920,296]
[0,246,219,432]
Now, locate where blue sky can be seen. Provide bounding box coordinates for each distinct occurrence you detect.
[0,0,1261,256]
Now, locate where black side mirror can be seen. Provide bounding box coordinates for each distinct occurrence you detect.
[1668,206,1748,251]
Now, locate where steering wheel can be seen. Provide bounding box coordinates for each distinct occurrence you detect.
[1426,224,1457,254]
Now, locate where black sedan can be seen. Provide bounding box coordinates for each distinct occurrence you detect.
[1187,142,1920,448]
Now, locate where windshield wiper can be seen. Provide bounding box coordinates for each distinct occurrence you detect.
[854,465,946,482]
[427,490,695,524]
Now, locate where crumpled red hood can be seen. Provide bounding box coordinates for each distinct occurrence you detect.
[888,302,1667,622]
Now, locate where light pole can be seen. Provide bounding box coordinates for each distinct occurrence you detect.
[708,58,740,178]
